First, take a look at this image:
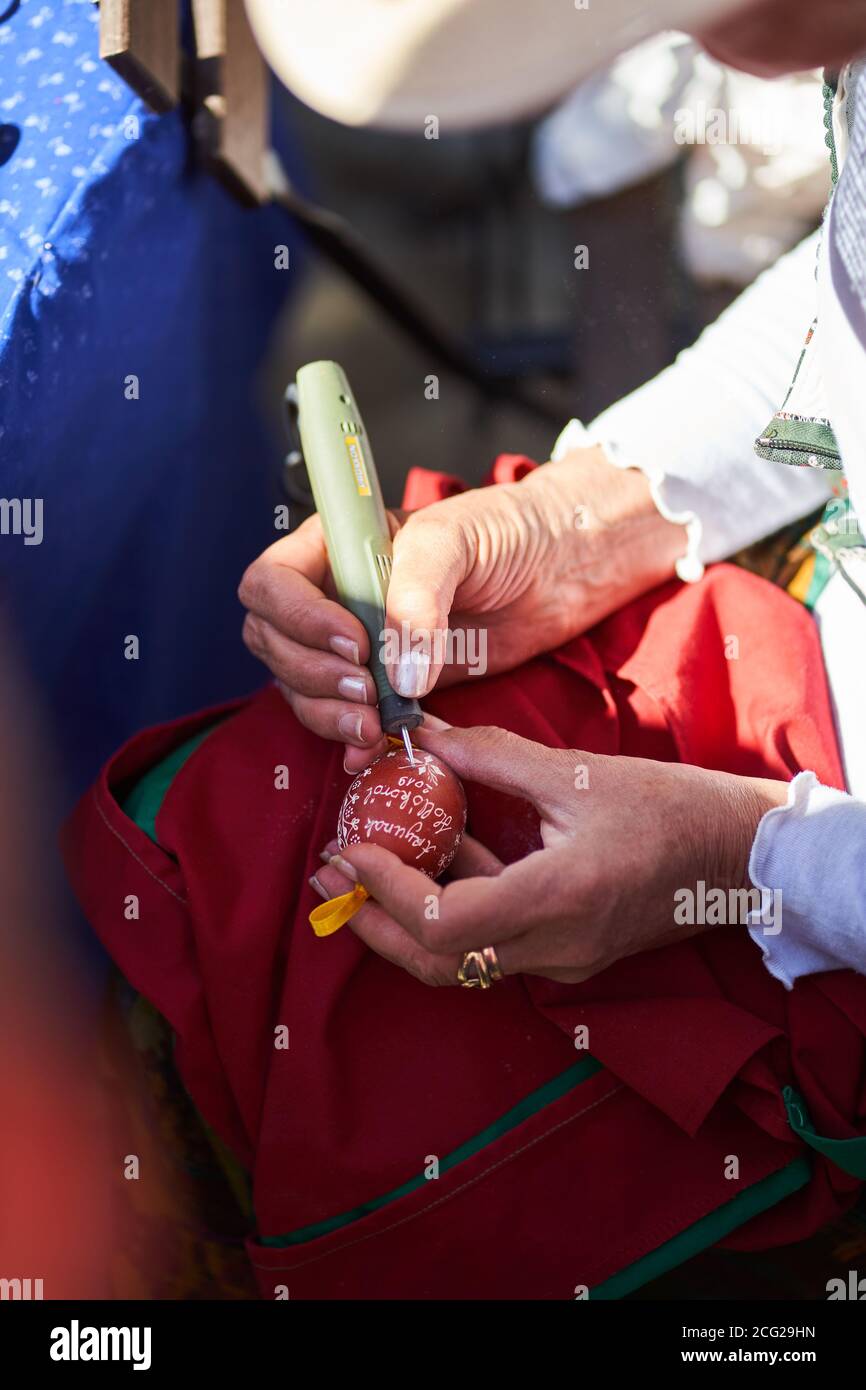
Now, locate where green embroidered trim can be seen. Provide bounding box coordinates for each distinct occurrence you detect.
[753,329,843,471]
[823,70,840,190]
[259,1056,604,1247]
[755,415,842,470]
[590,1157,811,1300]
[121,725,220,845]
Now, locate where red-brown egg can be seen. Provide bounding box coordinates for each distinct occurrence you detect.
[337,745,466,877]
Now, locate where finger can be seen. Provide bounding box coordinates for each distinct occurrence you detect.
[346,885,527,985]
[384,509,473,699]
[309,858,357,901]
[313,848,595,986]
[312,846,525,985]
[447,832,504,880]
[348,905,460,988]
[243,616,377,704]
[239,520,370,664]
[343,738,388,775]
[308,868,344,903]
[309,857,460,986]
[414,722,577,810]
[278,687,384,749]
[336,842,551,953]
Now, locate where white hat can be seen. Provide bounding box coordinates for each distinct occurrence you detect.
[244,0,743,131]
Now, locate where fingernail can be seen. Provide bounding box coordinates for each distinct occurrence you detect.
[421,712,452,731]
[329,854,358,882]
[330,635,360,664]
[309,874,330,899]
[394,651,430,697]
[337,675,368,703]
[338,712,365,742]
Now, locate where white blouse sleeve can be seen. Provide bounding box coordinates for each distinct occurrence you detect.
[748,773,866,987]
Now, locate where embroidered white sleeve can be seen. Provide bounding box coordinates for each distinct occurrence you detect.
[747,771,866,988]
[552,232,832,581]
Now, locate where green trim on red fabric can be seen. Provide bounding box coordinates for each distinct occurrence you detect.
[594,1087,866,1299]
[784,1086,866,1179]
[121,725,219,845]
[258,1058,817,1302]
[590,1157,811,1300]
[259,1055,604,1247]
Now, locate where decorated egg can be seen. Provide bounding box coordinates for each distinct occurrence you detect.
[337,745,466,877]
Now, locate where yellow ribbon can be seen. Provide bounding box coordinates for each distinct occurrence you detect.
[309,884,369,937]
[310,734,410,937]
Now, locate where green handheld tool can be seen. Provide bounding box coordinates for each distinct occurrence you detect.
[285,360,423,762]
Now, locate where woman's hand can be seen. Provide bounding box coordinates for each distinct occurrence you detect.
[311,721,789,986]
[239,446,687,774]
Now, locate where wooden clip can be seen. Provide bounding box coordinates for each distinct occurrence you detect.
[192,0,269,206]
[99,0,181,113]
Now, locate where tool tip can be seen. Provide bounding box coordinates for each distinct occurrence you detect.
[400,723,416,765]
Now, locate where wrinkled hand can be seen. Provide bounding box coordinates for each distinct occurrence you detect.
[239,447,687,774]
[312,721,788,986]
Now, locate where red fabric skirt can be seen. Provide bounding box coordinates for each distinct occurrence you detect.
[62,458,866,1298]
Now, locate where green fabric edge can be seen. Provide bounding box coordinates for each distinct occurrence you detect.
[804,548,834,610]
[260,1055,604,1247]
[590,1156,811,1300]
[785,1086,866,1180]
[121,725,218,845]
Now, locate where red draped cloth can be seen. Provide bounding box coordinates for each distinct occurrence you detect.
[63,458,866,1299]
